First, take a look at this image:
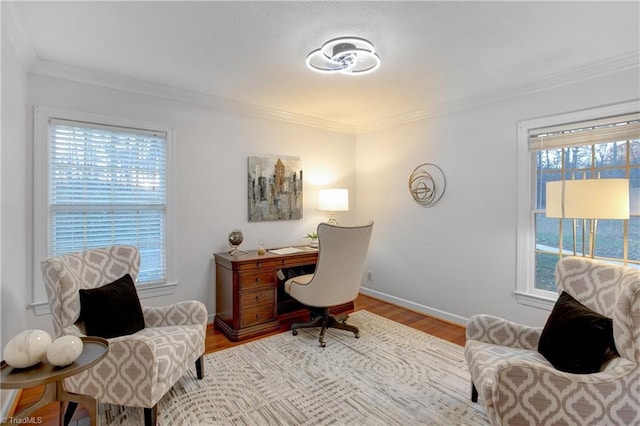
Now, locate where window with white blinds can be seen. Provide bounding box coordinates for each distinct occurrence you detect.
[528,113,640,151]
[515,101,640,310]
[47,118,168,284]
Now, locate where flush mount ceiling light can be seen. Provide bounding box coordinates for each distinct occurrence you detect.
[306,36,380,75]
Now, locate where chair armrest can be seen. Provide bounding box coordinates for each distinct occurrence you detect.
[466,314,542,350]
[287,274,313,286]
[142,300,208,328]
[492,357,638,423]
[495,356,635,386]
[108,333,156,356]
[284,274,313,296]
[99,333,157,380]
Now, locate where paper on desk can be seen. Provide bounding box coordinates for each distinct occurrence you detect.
[269,247,304,255]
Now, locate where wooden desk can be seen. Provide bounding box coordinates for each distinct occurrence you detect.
[213,248,353,341]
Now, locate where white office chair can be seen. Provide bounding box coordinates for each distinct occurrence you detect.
[284,222,373,347]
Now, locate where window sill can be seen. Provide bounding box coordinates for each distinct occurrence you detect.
[514,291,556,311]
[31,280,178,316]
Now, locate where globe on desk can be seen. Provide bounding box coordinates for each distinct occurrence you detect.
[228,229,247,255]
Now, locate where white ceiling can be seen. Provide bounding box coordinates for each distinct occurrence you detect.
[5,1,640,132]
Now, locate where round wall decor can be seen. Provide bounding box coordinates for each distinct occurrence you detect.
[408,163,446,207]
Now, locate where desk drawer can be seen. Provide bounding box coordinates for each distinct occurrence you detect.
[239,288,274,309]
[234,255,318,271]
[237,259,282,271]
[238,271,275,290]
[239,305,275,327]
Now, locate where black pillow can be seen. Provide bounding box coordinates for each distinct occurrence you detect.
[538,291,618,374]
[78,274,145,339]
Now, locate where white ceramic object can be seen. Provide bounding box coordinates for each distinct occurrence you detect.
[3,329,52,368]
[46,335,84,367]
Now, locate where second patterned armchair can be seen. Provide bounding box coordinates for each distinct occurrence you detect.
[41,245,207,426]
[464,256,640,425]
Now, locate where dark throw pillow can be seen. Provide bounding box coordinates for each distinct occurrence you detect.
[78,274,145,339]
[538,291,618,374]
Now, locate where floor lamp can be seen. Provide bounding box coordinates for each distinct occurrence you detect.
[546,179,629,258]
[318,188,349,225]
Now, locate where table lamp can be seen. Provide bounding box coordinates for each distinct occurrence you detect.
[318,188,349,225]
[546,178,629,257]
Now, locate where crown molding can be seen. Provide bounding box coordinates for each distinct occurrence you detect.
[355,51,640,134]
[28,60,357,135]
[1,2,38,70]
[18,38,639,137]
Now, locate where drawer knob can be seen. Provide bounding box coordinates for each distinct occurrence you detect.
[255,277,261,283]
[256,262,261,267]
[256,313,262,320]
[255,295,261,302]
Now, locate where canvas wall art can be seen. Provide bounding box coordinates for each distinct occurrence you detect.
[248,155,303,221]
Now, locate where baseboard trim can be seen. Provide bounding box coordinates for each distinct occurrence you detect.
[359,288,468,327]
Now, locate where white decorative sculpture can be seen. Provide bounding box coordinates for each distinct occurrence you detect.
[3,329,52,368]
[46,335,83,366]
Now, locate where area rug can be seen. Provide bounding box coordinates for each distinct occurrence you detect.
[100,310,489,425]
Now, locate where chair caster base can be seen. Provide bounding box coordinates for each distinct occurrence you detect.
[290,308,360,347]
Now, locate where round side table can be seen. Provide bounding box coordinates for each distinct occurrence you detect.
[1,336,108,426]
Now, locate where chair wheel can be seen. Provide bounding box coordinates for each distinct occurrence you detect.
[355,333,360,338]
[320,341,326,348]
[292,330,298,336]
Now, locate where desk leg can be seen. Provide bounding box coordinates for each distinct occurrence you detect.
[57,381,99,426]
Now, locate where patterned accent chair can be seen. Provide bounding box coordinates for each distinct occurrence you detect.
[464,256,640,425]
[41,246,207,426]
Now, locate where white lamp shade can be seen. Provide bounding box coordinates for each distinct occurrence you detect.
[546,179,630,219]
[318,188,349,211]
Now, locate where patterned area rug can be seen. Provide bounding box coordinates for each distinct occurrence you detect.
[100,310,489,425]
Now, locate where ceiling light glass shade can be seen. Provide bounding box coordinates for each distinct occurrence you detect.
[306,37,380,75]
[546,179,630,219]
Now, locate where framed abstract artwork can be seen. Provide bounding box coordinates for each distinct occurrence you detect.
[248,155,303,221]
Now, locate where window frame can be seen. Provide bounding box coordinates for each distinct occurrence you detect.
[515,100,639,310]
[32,106,177,315]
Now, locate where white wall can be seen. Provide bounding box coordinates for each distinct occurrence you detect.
[2,25,638,345]
[1,21,31,347]
[1,70,355,344]
[355,68,640,327]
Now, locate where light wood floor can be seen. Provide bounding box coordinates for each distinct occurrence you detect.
[11,294,466,425]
